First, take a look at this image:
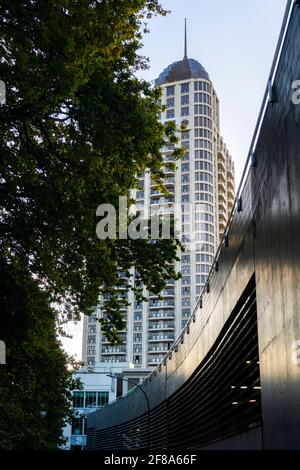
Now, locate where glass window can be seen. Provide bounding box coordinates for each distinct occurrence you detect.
[196,253,214,263]
[195,149,213,161]
[181,184,189,193]
[87,346,96,355]
[181,130,190,140]
[181,265,191,274]
[181,319,188,329]
[195,161,213,172]
[181,140,189,149]
[195,128,212,139]
[182,308,191,317]
[181,163,190,172]
[182,223,190,234]
[181,107,189,116]
[196,274,207,284]
[71,417,85,435]
[167,86,175,96]
[73,391,84,408]
[181,286,191,295]
[97,391,109,407]
[194,81,211,93]
[194,93,211,105]
[133,322,142,331]
[166,109,174,119]
[167,97,175,107]
[87,335,96,344]
[195,172,213,183]
[181,83,190,93]
[194,116,212,129]
[196,264,210,274]
[85,391,97,408]
[88,314,97,323]
[195,139,212,150]
[194,104,211,117]
[181,95,189,105]
[181,276,191,285]
[136,190,144,199]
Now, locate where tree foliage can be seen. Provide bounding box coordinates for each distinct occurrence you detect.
[0,256,80,449]
[0,0,183,342]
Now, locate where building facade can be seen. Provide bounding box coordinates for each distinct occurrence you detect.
[62,363,150,450]
[82,33,235,369]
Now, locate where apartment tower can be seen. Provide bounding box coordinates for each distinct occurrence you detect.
[82,22,235,368]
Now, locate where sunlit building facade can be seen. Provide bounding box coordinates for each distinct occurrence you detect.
[82,29,235,368]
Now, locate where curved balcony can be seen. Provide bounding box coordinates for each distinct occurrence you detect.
[101,347,127,354]
[218,180,227,193]
[219,210,227,223]
[149,289,175,298]
[218,170,226,183]
[163,167,175,176]
[148,323,175,331]
[218,157,226,172]
[150,198,174,206]
[149,300,175,309]
[148,334,175,342]
[148,311,175,320]
[227,187,235,199]
[148,346,170,353]
[218,192,227,205]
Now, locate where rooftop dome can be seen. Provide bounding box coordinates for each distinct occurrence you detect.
[155,18,210,86]
[155,58,210,86]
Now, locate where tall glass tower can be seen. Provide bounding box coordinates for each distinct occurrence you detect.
[82,22,235,368]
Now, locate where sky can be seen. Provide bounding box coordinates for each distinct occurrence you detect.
[61,0,287,360]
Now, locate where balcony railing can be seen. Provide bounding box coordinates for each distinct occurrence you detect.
[150,198,174,206]
[148,311,175,319]
[148,346,170,352]
[148,322,175,330]
[149,300,175,308]
[101,348,126,354]
[148,334,175,341]
[149,289,175,298]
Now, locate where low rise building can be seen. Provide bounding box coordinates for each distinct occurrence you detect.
[62,362,150,450]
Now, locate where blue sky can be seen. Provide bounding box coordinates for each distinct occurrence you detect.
[62,0,287,359]
[138,0,287,184]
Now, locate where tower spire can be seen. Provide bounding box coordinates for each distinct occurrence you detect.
[184,18,188,59]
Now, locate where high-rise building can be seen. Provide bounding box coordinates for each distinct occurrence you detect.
[82,22,235,369]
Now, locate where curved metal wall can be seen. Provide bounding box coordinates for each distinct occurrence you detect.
[89,277,261,450]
